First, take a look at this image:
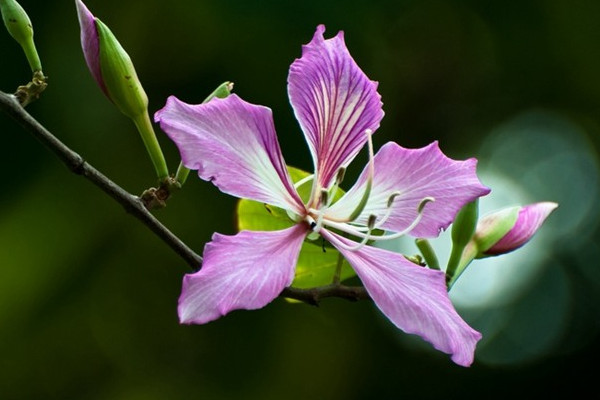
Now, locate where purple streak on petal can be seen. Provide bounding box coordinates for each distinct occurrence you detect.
[155,94,304,214]
[178,224,308,325]
[327,142,490,238]
[486,202,557,255]
[75,0,107,96]
[322,230,480,366]
[288,25,384,190]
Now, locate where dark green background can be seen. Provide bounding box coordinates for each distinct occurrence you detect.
[1,0,599,398]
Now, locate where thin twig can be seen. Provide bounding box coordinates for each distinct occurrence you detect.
[0,90,201,269]
[0,89,371,305]
[281,285,369,306]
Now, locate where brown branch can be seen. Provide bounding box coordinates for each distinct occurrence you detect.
[281,285,369,306]
[0,90,202,269]
[0,89,371,305]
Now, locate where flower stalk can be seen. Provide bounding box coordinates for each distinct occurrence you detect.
[415,238,440,270]
[132,111,169,181]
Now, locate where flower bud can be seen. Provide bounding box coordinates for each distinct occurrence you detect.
[451,199,479,250]
[1,0,42,71]
[446,199,480,283]
[475,202,558,257]
[75,0,148,119]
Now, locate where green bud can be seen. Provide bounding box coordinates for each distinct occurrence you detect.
[472,205,520,255]
[96,19,148,120]
[446,199,479,287]
[451,199,479,248]
[0,0,41,71]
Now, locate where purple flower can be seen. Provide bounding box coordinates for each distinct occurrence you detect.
[155,25,490,366]
[479,202,558,256]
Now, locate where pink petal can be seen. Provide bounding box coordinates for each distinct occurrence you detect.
[155,95,304,214]
[178,224,308,324]
[327,142,490,238]
[75,0,107,95]
[288,25,384,190]
[486,202,558,255]
[322,230,480,366]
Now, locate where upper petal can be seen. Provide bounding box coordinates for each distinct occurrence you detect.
[288,25,384,190]
[178,224,308,324]
[326,142,491,238]
[75,0,107,95]
[322,230,480,366]
[485,202,558,255]
[155,94,304,214]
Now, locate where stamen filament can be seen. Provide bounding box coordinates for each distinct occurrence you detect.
[345,129,375,222]
[331,215,377,251]
[321,197,435,244]
[294,174,314,189]
[371,191,401,229]
[313,189,329,232]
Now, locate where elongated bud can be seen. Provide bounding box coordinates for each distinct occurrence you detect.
[446,199,480,284]
[76,0,148,119]
[1,0,42,71]
[75,0,168,181]
[477,202,558,257]
[96,19,148,119]
[446,202,557,289]
[75,0,104,94]
[451,199,479,249]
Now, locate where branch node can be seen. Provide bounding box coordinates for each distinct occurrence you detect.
[14,70,48,107]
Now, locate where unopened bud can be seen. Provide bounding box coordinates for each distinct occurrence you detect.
[1,0,42,71]
[476,202,558,257]
[76,0,148,119]
[75,0,167,180]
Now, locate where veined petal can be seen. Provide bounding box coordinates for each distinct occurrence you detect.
[75,0,107,95]
[485,202,558,255]
[288,25,384,190]
[327,142,490,238]
[178,224,308,324]
[322,230,480,366]
[155,95,304,214]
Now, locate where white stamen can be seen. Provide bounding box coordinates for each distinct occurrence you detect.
[313,189,330,232]
[331,215,377,252]
[294,174,314,189]
[321,196,436,249]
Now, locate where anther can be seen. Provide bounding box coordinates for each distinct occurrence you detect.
[320,189,329,207]
[367,214,377,229]
[418,196,435,213]
[387,192,400,208]
[335,167,346,185]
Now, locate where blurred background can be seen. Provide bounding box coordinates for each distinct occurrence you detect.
[1,0,599,398]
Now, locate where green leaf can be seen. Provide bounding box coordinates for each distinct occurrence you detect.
[236,166,357,288]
